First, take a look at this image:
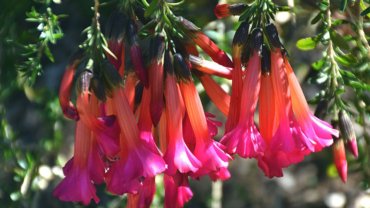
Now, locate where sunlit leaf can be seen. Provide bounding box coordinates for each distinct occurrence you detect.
[296,37,317,51]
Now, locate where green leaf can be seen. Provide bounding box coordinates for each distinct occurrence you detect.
[360,6,370,16]
[296,37,317,51]
[335,54,356,67]
[312,58,326,70]
[43,46,54,62]
[145,0,159,18]
[340,0,348,11]
[339,69,356,79]
[330,31,350,51]
[349,81,370,91]
[311,12,322,24]
[319,1,328,11]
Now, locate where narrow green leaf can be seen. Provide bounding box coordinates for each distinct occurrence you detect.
[339,69,356,79]
[145,0,159,18]
[335,54,356,67]
[340,0,348,11]
[43,46,54,62]
[296,37,317,51]
[349,81,370,91]
[311,12,322,24]
[360,6,370,16]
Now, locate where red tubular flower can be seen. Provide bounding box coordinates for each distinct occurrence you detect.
[107,40,124,74]
[124,72,138,110]
[138,87,162,153]
[53,119,99,205]
[59,62,79,120]
[225,22,249,133]
[221,51,265,158]
[333,138,347,183]
[106,87,166,195]
[148,37,165,126]
[285,56,338,151]
[164,72,201,175]
[257,49,338,177]
[164,173,193,208]
[192,32,233,67]
[179,78,230,177]
[172,53,229,178]
[197,73,230,116]
[127,177,156,208]
[189,55,232,79]
[77,92,120,157]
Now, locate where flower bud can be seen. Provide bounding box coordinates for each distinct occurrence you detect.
[250,28,263,55]
[214,3,248,19]
[339,110,358,158]
[174,53,192,80]
[333,138,347,183]
[266,23,282,49]
[232,22,249,47]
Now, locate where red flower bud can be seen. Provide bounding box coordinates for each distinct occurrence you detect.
[333,138,347,183]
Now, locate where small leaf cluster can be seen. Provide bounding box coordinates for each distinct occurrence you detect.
[17,1,64,85]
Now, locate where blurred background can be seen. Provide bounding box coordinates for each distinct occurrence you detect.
[0,0,369,207]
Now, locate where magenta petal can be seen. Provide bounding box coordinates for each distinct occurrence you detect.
[209,167,231,181]
[136,140,167,177]
[164,173,193,208]
[164,136,201,175]
[106,154,143,195]
[221,123,265,158]
[95,115,120,157]
[192,141,230,178]
[88,140,105,184]
[53,167,99,205]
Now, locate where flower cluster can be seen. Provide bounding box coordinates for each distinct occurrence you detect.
[54,1,346,206]
[216,6,339,177]
[55,9,233,207]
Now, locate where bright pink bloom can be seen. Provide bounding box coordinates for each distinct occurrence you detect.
[257,50,339,177]
[221,51,265,158]
[179,79,230,178]
[164,173,193,208]
[164,73,201,175]
[106,87,166,195]
[53,120,99,205]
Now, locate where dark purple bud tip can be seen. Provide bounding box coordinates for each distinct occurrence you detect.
[229,3,248,15]
[232,22,249,46]
[266,23,283,49]
[173,53,192,80]
[251,28,263,55]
